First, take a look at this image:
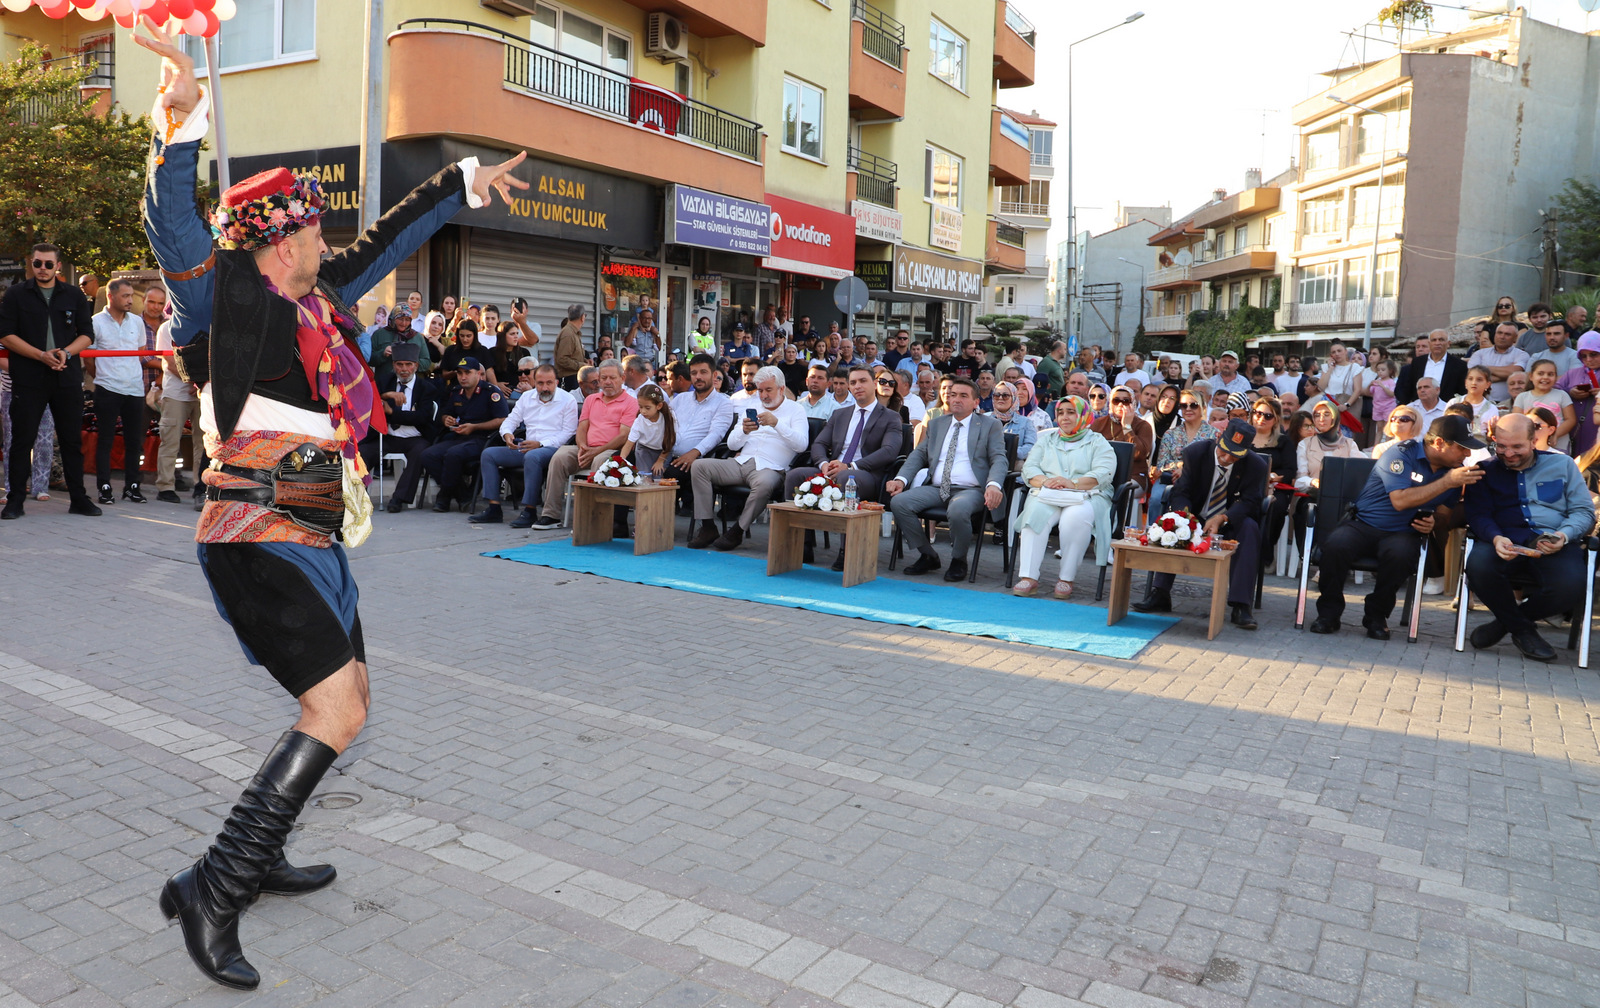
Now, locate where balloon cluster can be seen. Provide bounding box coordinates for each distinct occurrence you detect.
[0,0,238,38]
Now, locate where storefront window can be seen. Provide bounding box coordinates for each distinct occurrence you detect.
[599,259,661,354]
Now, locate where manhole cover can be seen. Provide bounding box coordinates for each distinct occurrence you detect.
[313,792,361,810]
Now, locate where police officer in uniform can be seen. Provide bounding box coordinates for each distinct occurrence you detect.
[420,356,508,511]
[1310,414,1484,638]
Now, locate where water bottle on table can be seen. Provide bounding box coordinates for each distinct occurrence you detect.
[844,476,858,511]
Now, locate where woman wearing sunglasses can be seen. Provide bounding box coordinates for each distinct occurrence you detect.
[1087,381,1113,419]
[1090,386,1152,493]
[1150,391,1211,515]
[874,367,908,421]
[1369,404,1423,459]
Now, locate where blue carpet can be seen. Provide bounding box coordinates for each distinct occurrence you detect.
[483,540,1177,660]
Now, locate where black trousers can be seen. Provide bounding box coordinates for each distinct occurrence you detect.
[8,369,86,503]
[1315,519,1421,623]
[1467,541,1586,635]
[1152,515,1262,606]
[93,387,146,488]
[382,434,441,503]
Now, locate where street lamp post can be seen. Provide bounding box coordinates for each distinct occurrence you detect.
[1066,12,1144,347]
[1117,256,1147,338]
[1328,95,1389,351]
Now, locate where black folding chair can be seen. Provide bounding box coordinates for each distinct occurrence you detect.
[1092,441,1141,601]
[1293,456,1428,641]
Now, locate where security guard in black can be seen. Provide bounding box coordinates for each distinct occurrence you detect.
[0,248,97,516]
[419,356,510,509]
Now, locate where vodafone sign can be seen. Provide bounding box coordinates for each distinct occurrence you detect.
[761,194,856,280]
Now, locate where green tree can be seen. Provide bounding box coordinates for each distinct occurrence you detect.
[1553,178,1600,285]
[1183,306,1278,359]
[0,44,155,277]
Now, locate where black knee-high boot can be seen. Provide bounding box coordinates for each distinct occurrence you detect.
[160,730,338,989]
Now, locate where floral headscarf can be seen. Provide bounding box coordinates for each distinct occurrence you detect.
[1055,395,1094,442]
[991,381,1019,422]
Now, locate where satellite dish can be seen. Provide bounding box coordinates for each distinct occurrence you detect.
[1581,0,1600,13]
[1174,249,1193,266]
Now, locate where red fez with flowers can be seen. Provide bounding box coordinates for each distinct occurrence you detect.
[211,167,326,251]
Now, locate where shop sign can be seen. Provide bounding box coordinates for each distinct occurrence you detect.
[602,261,660,280]
[892,245,983,303]
[219,146,361,227]
[761,193,855,280]
[381,139,659,248]
[929,203,963,253]
[854,260,892,292]
[667,184,771,255]
[852,200,902,243]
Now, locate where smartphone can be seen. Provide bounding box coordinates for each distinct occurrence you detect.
[1414,508,1434,520]
[511,297,527,313]
[1576,384,1593,394]
[746,408,758,421]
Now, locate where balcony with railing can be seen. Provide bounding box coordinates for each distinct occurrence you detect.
[1144,313,1188,334]
[1284,297,1397,328]
[998,200,1050,225]
[849,0,905,119]
[1192,243,1277,282]
[12,45,114,122]
[986,218,1027,273]
[990,108,1030,187]
[994,0,1036,88]
[1148,263,1198,290]
[388,20,763,200]
[847,147,897,209]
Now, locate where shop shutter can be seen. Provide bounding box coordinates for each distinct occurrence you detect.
[465,229,597,364]
[392,252,419,308]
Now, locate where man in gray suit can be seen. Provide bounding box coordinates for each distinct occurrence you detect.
[785,364,905,570]
[887,377,1006,581]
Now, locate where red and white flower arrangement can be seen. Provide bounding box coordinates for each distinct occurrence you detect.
[792,474,845,511]
[588,454,638,487]
[1139,510,1213,554]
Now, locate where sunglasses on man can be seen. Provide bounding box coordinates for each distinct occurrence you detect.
[32,259,55,269]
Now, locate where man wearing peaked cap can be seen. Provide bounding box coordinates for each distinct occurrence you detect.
[420,355,510,512]
[1310,414,1484,640]
[1133,418,1268,630]
[133,20,529,991]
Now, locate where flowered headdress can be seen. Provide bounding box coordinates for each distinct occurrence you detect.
[211,168,326,251]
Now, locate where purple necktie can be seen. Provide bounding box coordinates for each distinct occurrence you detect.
[840,408,866,465]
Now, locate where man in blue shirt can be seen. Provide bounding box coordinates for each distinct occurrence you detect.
[723,322,758,360]
[1464,413,1595,661]
[1310,415,1484,638]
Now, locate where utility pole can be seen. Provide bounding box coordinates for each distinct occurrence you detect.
[1541,213,1560,304]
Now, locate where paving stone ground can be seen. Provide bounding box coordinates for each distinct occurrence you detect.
[3,493,1600,1008]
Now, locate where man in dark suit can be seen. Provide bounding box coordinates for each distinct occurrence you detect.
[372,343,444,512]
[785,364,904,570]
[1395,329,1467,404]
[887,377,1006,581]
[1132,418,1267,630]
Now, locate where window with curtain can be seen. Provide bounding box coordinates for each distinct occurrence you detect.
[929,18,965,91]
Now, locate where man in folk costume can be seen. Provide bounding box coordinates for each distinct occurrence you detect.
[133,23,528,990]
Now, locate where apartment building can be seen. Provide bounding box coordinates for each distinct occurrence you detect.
[981,107,1052,332]
[1283,12,1600,342]
[4,0,1034,359]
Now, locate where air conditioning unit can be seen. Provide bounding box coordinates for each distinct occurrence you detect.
[480,0,540,16]
[646,13,689,63]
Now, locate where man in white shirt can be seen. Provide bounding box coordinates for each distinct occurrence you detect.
[895,370,927,423]
[471,363,579,527]
[663,353,735,499]
[688,365,810,551]
[1408,377,1447,430]
[154,317,201,504]
[1271,354,1302,397]
[728,358,762,407]
[87,279,155,504]
[1006,343,1036,380]
[1469,322,1530,402]
[1114,352,1147,391]
[1212,350,1253,397]
[798,363,838,420]
[621,354,655,396]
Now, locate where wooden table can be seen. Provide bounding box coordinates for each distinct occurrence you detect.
[766,502,882,587]
[1106,539,1236,641]
[570,481,677,555]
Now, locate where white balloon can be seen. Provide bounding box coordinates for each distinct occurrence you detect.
[0,0,32,12]
[211,0,234,17]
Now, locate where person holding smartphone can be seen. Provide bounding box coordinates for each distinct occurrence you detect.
[1463,413,1596,662]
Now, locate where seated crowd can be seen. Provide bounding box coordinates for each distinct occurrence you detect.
[356,294,1600,659]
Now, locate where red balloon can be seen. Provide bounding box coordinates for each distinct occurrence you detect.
[71,0,97,9]
[41,0,72,18]
[167,0,193,16]
[192,0,213,8]
[144,0,168,21]
[197,8,218,36]
[113,10,137,25]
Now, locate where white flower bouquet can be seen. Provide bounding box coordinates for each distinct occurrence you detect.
[792,474,845,511]
[588,454,639,488]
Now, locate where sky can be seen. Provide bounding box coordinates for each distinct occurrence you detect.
[998,0,1594,245]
